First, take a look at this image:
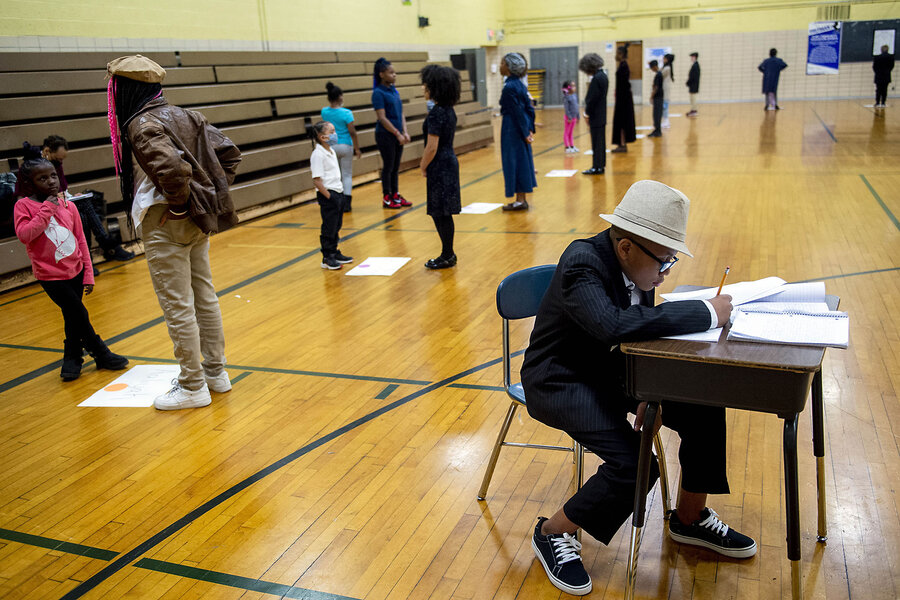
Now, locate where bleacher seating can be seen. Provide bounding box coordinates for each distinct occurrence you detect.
[0,51,494,282]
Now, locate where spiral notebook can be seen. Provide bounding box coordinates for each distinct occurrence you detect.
[727,308,849,348]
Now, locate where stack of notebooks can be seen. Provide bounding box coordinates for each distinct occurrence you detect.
[660,277,849,348]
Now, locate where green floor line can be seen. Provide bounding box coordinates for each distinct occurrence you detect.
[0,528,118,561]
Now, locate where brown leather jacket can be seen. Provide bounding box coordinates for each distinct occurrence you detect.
[126,97,242,234]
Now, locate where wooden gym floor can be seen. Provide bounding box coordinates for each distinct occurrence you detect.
[0,100,898,600]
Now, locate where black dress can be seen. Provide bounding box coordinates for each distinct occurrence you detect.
[611,61,636,144]
[423,105,461,216]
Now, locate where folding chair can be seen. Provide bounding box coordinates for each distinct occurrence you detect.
[476,265,672,527]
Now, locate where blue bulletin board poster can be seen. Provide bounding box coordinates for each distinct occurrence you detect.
[807,21,842,75]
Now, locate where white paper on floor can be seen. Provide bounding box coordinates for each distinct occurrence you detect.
[583,150,593,155]
[636,126,654,130]
[79,364,180,407]
[545,170,578,178]
[345,257,411,276]
[460,202,504,214]
[669,113,683,117]
[636,134,646,139]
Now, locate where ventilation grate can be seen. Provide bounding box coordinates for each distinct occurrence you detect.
[660,15,690,30]
[817,5,850,21]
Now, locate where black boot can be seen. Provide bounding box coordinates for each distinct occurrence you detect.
[342,195,352,213]
[60,339,83,381]
[84,334,129,370]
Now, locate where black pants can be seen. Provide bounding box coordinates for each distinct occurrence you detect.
[73,195,117,251]
[39,270,96,347]
[590,125,606,169]
[318,190,344,257]
[431,215,455,258]
[876,83,888,105]
[562,399,729,544]
[375,129,403,196]
[652,98,663,133]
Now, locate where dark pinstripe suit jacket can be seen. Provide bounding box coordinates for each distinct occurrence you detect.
[521,229,711,432]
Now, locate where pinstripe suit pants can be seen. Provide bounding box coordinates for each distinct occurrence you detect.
[562,397,729,544]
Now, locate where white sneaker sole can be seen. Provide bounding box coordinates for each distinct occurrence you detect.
[531,538,593,596]
[668,530,758,558]
[154,397,211,410]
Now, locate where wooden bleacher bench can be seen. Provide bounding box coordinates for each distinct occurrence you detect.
[0,50,493,287]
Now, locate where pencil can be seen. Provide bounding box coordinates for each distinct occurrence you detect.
[716,266,730,296]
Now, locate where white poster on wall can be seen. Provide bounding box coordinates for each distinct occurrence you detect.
[873,29,896,55]
[644,47,671,67]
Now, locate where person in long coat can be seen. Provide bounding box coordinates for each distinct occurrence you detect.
[499,52,536,211]
[758,48,787,110]
[611,46,636,153]
[873,45,895,108]
[580,53,608,175]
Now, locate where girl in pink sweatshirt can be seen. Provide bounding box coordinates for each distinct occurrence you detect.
[14,158,128,381]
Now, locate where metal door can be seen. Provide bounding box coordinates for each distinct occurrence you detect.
[529,47,579,106]
[453,48,488,106]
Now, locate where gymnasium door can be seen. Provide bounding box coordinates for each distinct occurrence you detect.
[452,48,488,106]
[616,40,644,105]
[529,47,579,106]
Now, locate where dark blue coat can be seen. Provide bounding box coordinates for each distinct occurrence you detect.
[758,57,787,94]
[500,77,537,197]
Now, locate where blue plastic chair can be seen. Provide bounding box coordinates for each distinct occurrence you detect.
[477,265,672,524]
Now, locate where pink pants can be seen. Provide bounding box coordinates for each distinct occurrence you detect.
[564,116,577,147]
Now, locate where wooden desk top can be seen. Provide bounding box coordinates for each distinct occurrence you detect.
[621,292,840,373]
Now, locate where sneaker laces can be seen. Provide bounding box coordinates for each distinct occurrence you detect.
[698,508,730,537]
[162,379,184,397]
[550,533,583,565]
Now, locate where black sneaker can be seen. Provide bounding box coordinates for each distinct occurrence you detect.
[333,252,353,264]
[321,256,342,270]
[668,508,757,558]
[531,517,592,596]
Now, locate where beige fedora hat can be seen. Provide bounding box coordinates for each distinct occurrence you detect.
[599,180,694,257]
[106,54,166,83]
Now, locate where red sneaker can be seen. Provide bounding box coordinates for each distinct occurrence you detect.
[393,193,412,207]
[383,194,401,209]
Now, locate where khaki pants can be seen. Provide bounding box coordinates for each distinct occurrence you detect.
[142,204,226,391]
[690,93,699,112]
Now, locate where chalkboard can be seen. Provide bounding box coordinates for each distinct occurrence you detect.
[841,19,900,63]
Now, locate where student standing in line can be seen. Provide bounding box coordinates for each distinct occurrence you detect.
[661,54,675,128]
[308,121,353,271]
[758,48,787,110]
[579,53,607,175]
[321,82,361,213]
[648,60,664,137]
[562,80,580,154]
[13,157,128,381]
[611,46,636,153]
[873,45,895,108]
[686,52,701,117]
[419,65,461,270]
[106,54,240,411]
[499,52,536,212]
[372,58,411,210]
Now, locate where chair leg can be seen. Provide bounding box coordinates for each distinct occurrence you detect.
[625,524,642,600]
[653,432,672,517]
[574,441,585,490]
[477,401,519,500]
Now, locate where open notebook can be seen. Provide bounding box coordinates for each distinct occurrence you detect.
[727,308,849,348]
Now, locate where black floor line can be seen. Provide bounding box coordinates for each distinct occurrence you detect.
[57,350,520,599]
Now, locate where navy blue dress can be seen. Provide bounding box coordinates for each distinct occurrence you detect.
[500,77,537,198]
[423,105,460,216]
[758,57,787,94]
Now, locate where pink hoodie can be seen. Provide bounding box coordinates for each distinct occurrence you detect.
[13,196,95,285]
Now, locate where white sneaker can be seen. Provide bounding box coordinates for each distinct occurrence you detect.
[206,371,232,393]
[154,381,212,410]
[571,146,579,152]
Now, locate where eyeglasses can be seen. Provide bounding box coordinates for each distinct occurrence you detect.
[623,237,679,273]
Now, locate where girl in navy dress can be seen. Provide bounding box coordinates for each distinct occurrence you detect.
[419,65,461,269]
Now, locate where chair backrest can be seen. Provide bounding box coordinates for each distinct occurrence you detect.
[496,264,557,320]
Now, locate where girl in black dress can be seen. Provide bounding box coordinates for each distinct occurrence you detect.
[611,46,637,153]
[419,65,461,270]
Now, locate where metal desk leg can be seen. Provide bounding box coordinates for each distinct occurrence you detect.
[625,402,659,600]
[811,368,828,542]
[783,414,802,600]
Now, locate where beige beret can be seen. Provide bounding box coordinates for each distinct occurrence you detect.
[106,54,166,83]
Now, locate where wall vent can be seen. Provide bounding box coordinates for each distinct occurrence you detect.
[660,15,690,31]
[817,5,850,21]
